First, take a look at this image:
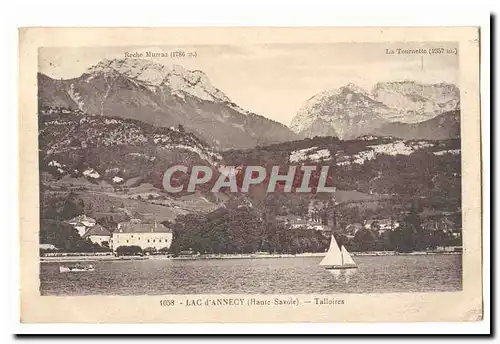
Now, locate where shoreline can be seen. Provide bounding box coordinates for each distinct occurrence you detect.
[40,251,461,263]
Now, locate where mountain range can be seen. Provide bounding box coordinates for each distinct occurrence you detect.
[39,59,460,145]
[38,58,296,150]
[290,81,460,140]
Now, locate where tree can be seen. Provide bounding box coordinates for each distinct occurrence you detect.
[97,217,118,231]
[41,192,85,220]
[370,221,381,232]
[158,246,170,254]
[352,228,377,251]
[116,245,142,256]
[40,219,96,252]
[143,247,157,255]
[394,207,422,252]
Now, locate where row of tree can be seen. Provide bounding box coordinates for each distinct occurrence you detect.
[169,207,330,255]
[170,206,461,255]
[340,209,462,252]
[114,245,169,256]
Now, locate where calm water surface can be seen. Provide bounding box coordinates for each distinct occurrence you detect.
[40,255,462,295]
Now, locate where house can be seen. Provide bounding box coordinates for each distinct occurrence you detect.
[363,219,400,231]
[113,185,130,193]
[82,224,112,246]
[289,219,311,229]
[344,223,363,235]
[111,222,173,252]
[278,215,331,231]
[439,218,458,233]
[39,243,58,251]
[307,200,335,224]
[436,245,462,252]
[91,211,130,224]
[67,215,96,237]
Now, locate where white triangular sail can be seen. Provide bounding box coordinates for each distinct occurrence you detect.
[319,235,343,266]
[341,246,356,266]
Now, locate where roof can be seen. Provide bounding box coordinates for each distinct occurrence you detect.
[365,219,397,226]
[115,223,172,234]
[68,215,96,224]
[346,223,363,229]
[39,244,58,250]
[83,224,112,237]
[277,215,303,222]
[289,219,311,226]
[92,212,129,221]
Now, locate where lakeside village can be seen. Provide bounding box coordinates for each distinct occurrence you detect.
[40,195,462,260]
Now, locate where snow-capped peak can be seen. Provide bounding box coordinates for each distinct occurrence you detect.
[87,58,186,86]
[289,83,388,138]
[86,58,231,103]
[290,80,460,139]
[371,81,460,123]
[164,67,231,103]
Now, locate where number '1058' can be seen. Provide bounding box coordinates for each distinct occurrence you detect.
[160,299,175,306]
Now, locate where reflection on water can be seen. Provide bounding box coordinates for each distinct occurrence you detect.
[40,254,462,296]
[344,269,356,283]
[327,269,357,283]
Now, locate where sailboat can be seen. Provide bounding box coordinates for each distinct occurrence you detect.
[319,235,357,270]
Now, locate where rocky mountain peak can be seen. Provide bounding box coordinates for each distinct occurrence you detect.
[87,58,181,84]
[371,81,460,123]
[290,81,460,140]
[290,83,389,140]
[86,58,230,103]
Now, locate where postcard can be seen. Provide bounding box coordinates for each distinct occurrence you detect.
[19,27,482,323]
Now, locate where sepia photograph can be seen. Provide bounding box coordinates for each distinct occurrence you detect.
[37,42,463,296]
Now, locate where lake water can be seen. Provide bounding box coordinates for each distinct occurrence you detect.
[40,254,462,295]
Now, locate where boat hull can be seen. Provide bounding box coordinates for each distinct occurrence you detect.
[324,265,357,270]
[59,266,95,273]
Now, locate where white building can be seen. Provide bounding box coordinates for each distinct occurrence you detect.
[111,222,173,252]
[39,244,58,251]
[82,224,112,246]
[283,216,330,231]
[364,219,400,231]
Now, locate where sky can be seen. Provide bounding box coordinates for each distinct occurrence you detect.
[39,43,459,126]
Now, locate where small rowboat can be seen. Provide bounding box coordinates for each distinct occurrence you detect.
[59,264,95,273]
